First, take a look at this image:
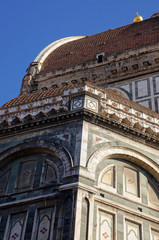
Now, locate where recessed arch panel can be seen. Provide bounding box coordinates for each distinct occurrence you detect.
[87,146,159,181]
[0,140,73,176]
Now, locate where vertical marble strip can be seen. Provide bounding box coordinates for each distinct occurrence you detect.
[0,213,8,240]
[33,156,43,188]
[24,206,36,240]
[62,197,72,240]
[140,173,148,205]
[93,203,97,240]
[80,198,89,240]
[117,211,124,240]
[143,222,150,240]
[117,165,123,195]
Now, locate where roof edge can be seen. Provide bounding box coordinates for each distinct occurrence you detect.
[34,36,85,68]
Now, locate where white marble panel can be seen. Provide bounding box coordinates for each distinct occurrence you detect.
[126,221,140,240]
[102,167,114,186]
[136,80,148,98]
[125,168,138,196]
[154,76,159,94]
[99,211,113,240]
[151,230,159,240]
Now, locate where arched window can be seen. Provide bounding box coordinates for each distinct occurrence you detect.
[96,158,159,240]
[0,152,61,196]
[97,158,159,212]
[0,141,72,240]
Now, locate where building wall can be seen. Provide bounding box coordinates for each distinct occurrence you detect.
[106,73,159,113]
[0,121,83,240]
[75,121,159,240]
[0,116,159,239]
[0,110,159,239]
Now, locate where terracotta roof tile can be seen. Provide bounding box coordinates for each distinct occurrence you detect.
[0,87,68,109]
[42,17,159,71]
[1,82,159,119]
[105,88,159,118]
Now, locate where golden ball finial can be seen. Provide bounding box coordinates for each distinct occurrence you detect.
[133,12,143,23]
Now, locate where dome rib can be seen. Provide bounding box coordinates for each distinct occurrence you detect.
[33,36,84,71]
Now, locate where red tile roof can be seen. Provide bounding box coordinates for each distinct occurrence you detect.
[105,88,159,118]
[0,87,67,109]
[1,82,159,119]
[42,17,159,71]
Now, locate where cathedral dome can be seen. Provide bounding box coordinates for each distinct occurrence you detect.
[33,36,85,72]
[20,15,159,96]
[33,16,159,73]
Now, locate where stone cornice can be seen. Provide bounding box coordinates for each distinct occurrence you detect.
[0,110,159,149]
[1,83,159,147]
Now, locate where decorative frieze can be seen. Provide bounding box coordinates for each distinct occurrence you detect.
[1,82,159,139]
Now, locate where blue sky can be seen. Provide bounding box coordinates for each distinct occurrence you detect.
[0,0,158,106]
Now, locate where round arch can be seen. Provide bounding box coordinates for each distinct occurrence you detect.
[87,146,159,181]
[0,140,73,176]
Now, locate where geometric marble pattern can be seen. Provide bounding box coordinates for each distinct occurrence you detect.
[56,133,71,144]
[108,74,159,113]
[71,95,98,113]
[126,221,140,240]
[92,134,111,146]
[36,208,54,240]
[135,79,150,99]
[99,211,113,240]
[8,213,26,240]
[85,97,98,113]
[71,97,84,110]
[153,76,159,95]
